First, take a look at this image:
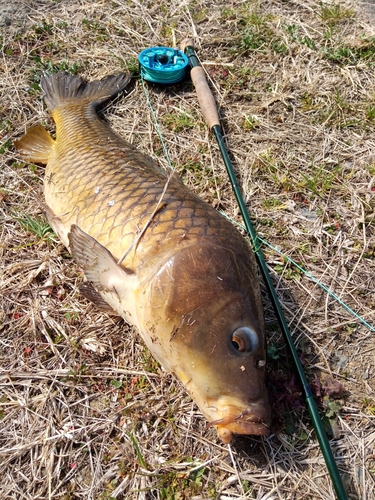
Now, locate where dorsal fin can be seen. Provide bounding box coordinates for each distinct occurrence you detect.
[40,72,132,111]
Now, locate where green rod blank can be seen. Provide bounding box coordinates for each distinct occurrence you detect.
[212,124,348,500]
[182,38,348,500]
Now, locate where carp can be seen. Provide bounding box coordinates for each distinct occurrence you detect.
[14,72,271,443]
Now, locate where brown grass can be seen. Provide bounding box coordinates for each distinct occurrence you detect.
[1,0,375,498]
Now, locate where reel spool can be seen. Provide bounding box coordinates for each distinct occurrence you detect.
[138,46,189,84]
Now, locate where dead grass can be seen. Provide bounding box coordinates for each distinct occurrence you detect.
[1,0,375,498]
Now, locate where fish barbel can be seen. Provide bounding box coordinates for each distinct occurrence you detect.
[14,72,271,443]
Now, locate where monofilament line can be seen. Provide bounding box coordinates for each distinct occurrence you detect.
[140,73,375,334]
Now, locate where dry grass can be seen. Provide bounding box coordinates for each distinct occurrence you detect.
[1,0,375,498]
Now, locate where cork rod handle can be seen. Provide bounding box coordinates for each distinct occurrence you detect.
[181,38,220,130]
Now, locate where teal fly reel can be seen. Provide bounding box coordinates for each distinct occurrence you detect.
[138,46,189,84]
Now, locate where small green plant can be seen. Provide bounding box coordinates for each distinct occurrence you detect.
[127,431,148,469]
[243,115,259,130]
[53,334,64,344]
[323,36,375,66]
[267,343,281,360]
[64,311,80,322]
[242,479,254,494]
[110,379,123,389]
[162,111,197,132]
[322,396,342,437]
[259,217,274,227]
[299,162,340,196]
[273,258,303,281]
[257,149,295,192]
[179,160,204,176]
[324,45,357,65]
[82,18,110,41]
[14,213,56,240]
[323,25,335,41]
[140,346,160,374]
[0,140,11,154]
[157,465,210,499]
[366,105,375,122]
[285,23,298,41]
[301,36,316,50]
[362,398,375,415]
[178,160,219,190]
[284,23,316,50]
[31,19,54,36]
[239,25,286,54]
[28,57,81,92]
[123,57,139,74]
[262,197,282,209]
[318,2,355,24]
[235,10,287,54]
[220,6,237,20]
[188,5,207,23]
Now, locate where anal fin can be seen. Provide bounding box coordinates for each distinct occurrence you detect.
[14,124,54,164]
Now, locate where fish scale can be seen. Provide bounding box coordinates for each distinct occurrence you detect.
[48,136,236,269]
[14,71,271,443]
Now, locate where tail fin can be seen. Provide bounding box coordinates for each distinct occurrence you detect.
[40,72,132,111]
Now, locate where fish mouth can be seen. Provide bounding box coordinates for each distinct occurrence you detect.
[207,403,270,444]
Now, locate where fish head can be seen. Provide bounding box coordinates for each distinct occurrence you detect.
[174,291,271,444]
[146,242,271,443]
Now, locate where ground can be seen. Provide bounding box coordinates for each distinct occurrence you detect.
[0,1,374,499]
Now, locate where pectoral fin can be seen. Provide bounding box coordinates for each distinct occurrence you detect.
[14,124,55,163]
[68,224,137,322]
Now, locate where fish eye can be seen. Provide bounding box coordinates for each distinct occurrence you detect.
[231,327,259,353]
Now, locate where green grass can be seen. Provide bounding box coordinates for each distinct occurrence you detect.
[156,465,215,500]
[301,86,375,130]
[284,23,316,50]
[238,17,287,54]
[242,114,259,130]
[262,197,283,209]
[318,1,355,24]
[256,149,295,192]
[27,56,81,93]
[299,162,341,196]
[233,4,374,68]
[273,258,304,281]
[127,431,148,469]
[82,18,110,41]
[0,140,11,154]
[13,213,56,241]
[162,111,198,132]
[324,36,375,65]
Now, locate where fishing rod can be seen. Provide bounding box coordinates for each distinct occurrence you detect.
[179,39,349,500]
[137,41,348,499]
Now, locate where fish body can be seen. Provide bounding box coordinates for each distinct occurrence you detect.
[15,72,271,443]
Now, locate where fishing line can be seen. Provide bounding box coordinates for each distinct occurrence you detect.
[139,72,375,335]
[220,213,375,333]
[139,42,352,500]
[180,40,348,499]
[140,75,174,171]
